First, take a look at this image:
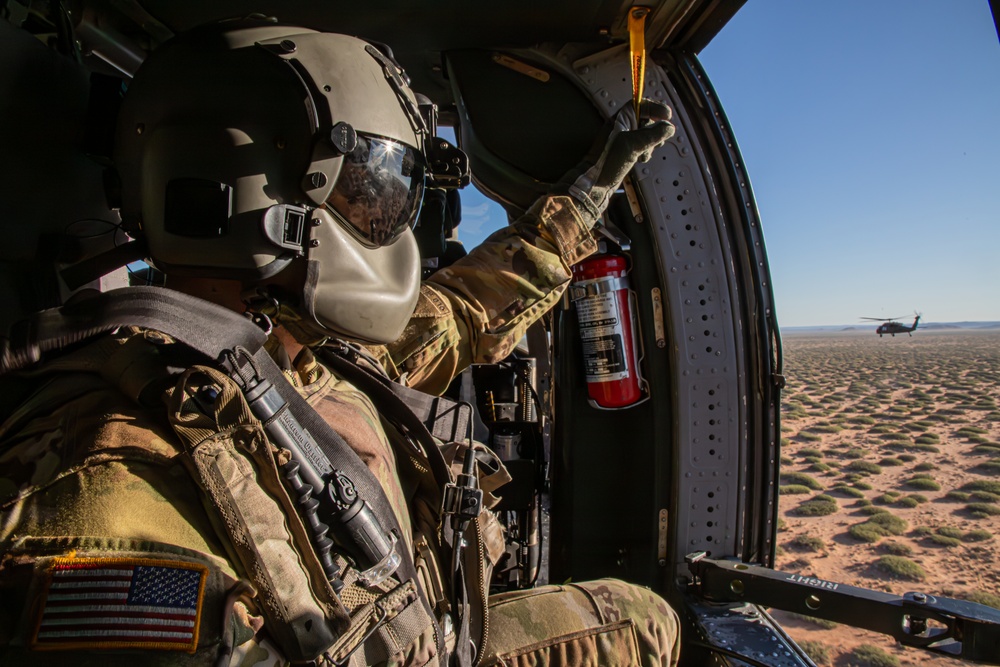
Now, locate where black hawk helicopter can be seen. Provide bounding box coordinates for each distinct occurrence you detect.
[861,313,922,337]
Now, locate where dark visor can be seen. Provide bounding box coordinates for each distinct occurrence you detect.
[325,134,425,247]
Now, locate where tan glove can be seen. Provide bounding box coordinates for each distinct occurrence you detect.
[561,100,675,224]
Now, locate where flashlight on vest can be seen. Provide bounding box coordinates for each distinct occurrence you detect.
[243,376,401,588]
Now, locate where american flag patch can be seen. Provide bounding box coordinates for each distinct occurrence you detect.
[32,557,207,652]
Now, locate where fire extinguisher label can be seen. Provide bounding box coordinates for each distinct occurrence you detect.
[576,292,629,382]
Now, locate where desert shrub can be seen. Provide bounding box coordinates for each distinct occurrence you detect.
[879,457,904,467]
[809,462,832,473]
[962,480,1000,494]
[945,491,972,502]
[914,433,940,444]
[846,460,883,475]
[957,426,989,436]
[856,498,873,507]
[797,431,823,442]
[887,442,940,453]
[965,529,994,542]
[880,541,913,556]
[897,453,917,462]
[895,496,920,508]
[877,555,926,581]
[844,448,868,460]
[912,461,937,471]
[780,455,793,465]
[794,496,839,516]
[881,432,912,442]
[847,644,900,667]
[928,534,961,547]
[905,494,928,503]
[970,491,1000,503]
[849,512,906,542]
[784,405,808,419]
[799,640,831,666]
[799,447,823,458]
[849,415,876,425]
[853,481,873,490]
[875,491,901,504]
[966,502,1000,517]
[911,526,935,536]
[868,513,907,534]
[975,461,1000,475]
[777,517,788,531]
[780,472,823,490]
[789,534,825,552]
[869,424,896,434]
[858,506,890,516]
[937,526,964,538]
[904,477,941,491]
[832,485,866,498]
[973,444,1000,456]
[780,484,812,495]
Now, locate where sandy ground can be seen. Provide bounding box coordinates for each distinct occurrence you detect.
[774,329,1000,666]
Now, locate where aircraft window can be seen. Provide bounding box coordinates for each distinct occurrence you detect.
[437,126,508,249]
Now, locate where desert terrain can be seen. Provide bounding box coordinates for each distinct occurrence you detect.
[773,328,1000,666]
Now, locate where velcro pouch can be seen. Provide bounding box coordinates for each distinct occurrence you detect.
[167,364,443,666]
[167,365,348,661]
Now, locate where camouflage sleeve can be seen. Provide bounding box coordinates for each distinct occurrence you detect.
[375,194,599,395]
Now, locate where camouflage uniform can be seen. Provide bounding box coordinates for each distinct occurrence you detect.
[375,195,598,395]
[0,193,679,665]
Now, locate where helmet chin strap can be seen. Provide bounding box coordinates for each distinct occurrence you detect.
[242,288,331,348]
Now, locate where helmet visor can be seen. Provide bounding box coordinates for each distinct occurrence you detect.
[325,134,425,247]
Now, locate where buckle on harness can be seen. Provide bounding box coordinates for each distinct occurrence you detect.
[442,473,484,523]
[331,602,389,666]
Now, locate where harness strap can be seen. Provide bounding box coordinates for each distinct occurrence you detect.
[320,346,486,667]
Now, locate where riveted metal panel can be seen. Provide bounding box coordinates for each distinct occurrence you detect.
[565,43,748,573]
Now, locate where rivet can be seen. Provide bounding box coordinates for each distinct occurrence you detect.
[310,239,320,247]
[279,39,297,53]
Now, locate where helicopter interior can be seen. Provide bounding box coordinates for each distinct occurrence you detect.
[2,1,999,664]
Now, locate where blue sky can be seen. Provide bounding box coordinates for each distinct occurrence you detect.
[454,1,1000,327]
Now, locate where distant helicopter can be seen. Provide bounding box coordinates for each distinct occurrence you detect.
[861,313,921,337]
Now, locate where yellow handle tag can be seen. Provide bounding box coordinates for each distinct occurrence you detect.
[628,7,650,120]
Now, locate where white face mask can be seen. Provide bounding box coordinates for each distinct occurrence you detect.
[301,207,421,345]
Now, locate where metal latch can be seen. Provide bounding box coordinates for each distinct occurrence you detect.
[686,552,1000,663]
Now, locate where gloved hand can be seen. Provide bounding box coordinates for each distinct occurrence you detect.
[562,100,675,225]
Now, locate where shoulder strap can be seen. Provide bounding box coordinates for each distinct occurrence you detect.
[0,286,445,662]
[320,346,487,667]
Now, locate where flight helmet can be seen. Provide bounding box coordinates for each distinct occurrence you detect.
[114,23,432,344]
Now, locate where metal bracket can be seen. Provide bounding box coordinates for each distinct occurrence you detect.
[686,552,1000,664]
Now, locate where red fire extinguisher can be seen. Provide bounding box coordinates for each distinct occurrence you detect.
[570,253,643,408]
